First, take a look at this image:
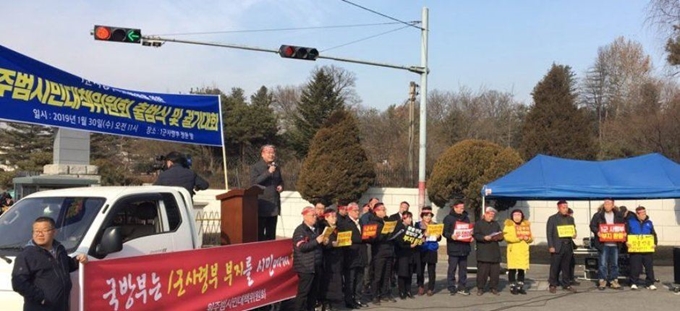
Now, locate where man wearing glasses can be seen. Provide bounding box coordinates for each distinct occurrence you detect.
[626,206,658,290]
[12,217,88,311]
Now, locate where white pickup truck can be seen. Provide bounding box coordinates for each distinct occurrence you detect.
[0,186,203,311]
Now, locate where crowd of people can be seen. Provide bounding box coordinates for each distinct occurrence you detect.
[291,198,659,311]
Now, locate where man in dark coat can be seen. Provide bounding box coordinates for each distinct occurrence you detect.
[388,201,410,223]
[443,200,473,296]
[366,203,396,305]
[319,209,344,311]
[154,151,209,197]
[12,217,88,311]
[293,206,326,311]
[250,145,284,241]
[473,206,503,296]
[589,198,626,290]
[547,200,577,293]
[341,203,368,309]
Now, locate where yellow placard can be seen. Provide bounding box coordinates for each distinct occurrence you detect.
[426,223,444,236]
[381,221,397,234]
[627,235,655,253]
[336,231,352,247]
[557,225,575,238]
[322,226,335,239]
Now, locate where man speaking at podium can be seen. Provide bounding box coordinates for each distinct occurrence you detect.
[251,145,284,241]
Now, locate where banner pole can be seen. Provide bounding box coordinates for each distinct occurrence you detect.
[217,94,229,190]
[78,263,84,311]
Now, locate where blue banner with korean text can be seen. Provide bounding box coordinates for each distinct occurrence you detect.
[0,44,222,146]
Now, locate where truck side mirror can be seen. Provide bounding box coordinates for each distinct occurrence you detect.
[97,226,123,256]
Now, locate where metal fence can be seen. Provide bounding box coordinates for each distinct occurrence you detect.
[195,210,221,246]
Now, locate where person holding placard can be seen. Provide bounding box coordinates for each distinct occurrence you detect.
[443,200,473,296]
[342,203,368,309]
[626,206,658,291]
[546,200,577,293]
[416,206,441,296]
[503,209,533,295]
[393,211,421,299]
[474,206,504,296]
[292,206,327,311]
[366,203,396,305]
[319,209,343,311]
[589,198,626,290]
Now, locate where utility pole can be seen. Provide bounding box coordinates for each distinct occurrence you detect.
[408,81,418,187]
[418,7,429,211]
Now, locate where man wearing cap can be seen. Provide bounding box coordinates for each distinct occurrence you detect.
[547,200,577,293]
[341,203,368,308]
[626,206,658,290]
[473,206,503,296]
[589,198,625,290]
[293,206,327,311]
[443,200,472,296]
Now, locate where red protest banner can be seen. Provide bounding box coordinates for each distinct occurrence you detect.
[515,224,532,239]
[453,222,474,242]
[599,223,627,242]
[84,239,296,311]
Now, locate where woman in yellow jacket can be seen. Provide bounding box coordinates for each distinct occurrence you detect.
[503,209,533,295]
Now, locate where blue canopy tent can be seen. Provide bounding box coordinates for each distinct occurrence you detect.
[482,153,680,200]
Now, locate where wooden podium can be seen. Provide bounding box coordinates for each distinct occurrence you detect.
[215,186,262,245]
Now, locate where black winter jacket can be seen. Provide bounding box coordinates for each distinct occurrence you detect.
[366,214,395,259]
[293,222,323,273]
[473,219,503,263]
[154,164,209,197]
[12,240,79,311]
[339,216,367,268]
[443,210,472,256]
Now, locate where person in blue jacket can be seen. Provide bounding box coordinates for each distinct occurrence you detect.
[626,206,658,291]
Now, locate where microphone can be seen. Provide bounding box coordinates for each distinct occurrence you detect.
[270,161,277,167]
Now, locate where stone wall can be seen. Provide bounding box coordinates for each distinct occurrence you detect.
[193,189,680,246]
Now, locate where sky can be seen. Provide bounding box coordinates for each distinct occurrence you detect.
[1,0,667,110]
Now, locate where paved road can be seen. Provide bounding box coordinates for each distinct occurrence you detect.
[280,263,680,311]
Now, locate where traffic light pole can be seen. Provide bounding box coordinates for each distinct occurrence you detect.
[141,36,427,74]
[138,7,430,206]
[418,7,429,213]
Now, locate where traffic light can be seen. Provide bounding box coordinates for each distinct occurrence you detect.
[278,45,319,61]
[93,25,141,44]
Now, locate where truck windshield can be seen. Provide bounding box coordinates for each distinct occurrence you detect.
[0,197,105,254]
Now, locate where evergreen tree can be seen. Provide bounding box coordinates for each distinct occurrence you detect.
[520,64,596,160]
[296,109,375,205]
[290,68,345,158]
[0,122,55,172]
[427,139,523,217]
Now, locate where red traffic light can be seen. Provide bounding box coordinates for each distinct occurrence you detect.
[94,26,111,40]
[278,45,319,61]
